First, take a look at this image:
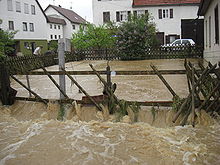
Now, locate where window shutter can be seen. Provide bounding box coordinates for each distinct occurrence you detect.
[145,10,148,15]
[133,11,137,17]
[158,9,162,19]
[116,11,120,22]
[170,9,173,18]
[127,11,131,21]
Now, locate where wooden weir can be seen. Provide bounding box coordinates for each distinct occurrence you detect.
[0,48,219,126]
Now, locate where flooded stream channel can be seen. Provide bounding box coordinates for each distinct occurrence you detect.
[1,59,220,165]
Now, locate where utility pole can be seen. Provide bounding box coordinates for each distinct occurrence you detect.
[58,38,66,100]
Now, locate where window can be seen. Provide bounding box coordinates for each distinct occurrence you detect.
[58,25,60,29]
[158,9,162,19]
[214,5,219,44]
[31,5,35,15]
[50,24,52,29]
[59,35,61,39]
[16,1,21,12]
[182,40,190,45]
[205,20,208,47]
[116,11,128,22]
[209,16,211,47]
[159,9,173,19]
[23,22,28,31]
[170,9,173,18]
[50,35,53,39]
[55,35,57,39]
[54,25,56,29]
[72,25,75,29]
[29,23,34,32]
[7,0,13,11]
[24,42,29,49]
[24,3,29,14]
[136,10,148,17]
[133,11,137,17]
[163,9,168,18]
[8,21,14,30]
[103,12,110,23]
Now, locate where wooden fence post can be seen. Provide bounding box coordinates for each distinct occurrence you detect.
[0,63,10,105]
[0,61,17,105]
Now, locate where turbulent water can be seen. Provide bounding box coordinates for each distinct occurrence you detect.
[1,59,220,165]
[0,101,220,165]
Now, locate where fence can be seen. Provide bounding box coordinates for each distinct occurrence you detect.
[0,45,203,75]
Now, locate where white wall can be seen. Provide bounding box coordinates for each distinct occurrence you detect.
[203,0,220,64]
[93,0,199,37]
[47,23,63,41]
[0,0,47,40]
[141,6,199,36]
[93,0,132,25]
[45,7,80,40]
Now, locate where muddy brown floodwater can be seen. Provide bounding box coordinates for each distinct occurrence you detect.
[0,59,220,165]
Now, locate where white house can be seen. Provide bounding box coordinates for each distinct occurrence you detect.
[44,5,87,41]
[92,0,201,44]
[0,0,48,54]
[198,0,220,63]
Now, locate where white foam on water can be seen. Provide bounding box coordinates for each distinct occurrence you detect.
[0,121,45,164]
[0,154,16,165]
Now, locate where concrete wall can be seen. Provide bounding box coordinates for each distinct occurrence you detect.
[203,0,220,64]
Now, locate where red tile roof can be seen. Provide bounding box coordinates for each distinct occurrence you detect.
[133,0,201,7]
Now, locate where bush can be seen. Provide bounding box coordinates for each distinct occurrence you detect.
[0,29,16,56]
[116,14,158,60]
[72,23,116,49]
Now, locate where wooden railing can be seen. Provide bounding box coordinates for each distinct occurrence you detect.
[0,45,203,75]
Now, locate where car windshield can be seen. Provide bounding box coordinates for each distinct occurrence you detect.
[172,40,181,45]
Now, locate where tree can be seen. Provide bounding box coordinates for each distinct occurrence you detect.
[0,29,16,57]
[71,23,116,49]
[116,14,158,60]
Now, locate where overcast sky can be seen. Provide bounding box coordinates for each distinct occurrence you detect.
[38,0,93,23]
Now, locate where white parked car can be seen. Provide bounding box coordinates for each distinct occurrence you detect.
[167,39,195,46]
[162,39,195,51]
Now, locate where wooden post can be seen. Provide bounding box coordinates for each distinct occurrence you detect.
[191,67,195,127]
[150,64,177,97]
[0,63,12,105]
[26,75,32,97]
[62,68,103,111]
[11,75,47,104]
[41,66,69,99]
[58,39,66,100]
[184,59,191,93]
[89,64,119,104]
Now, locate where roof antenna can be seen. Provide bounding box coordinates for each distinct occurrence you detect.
[70,1,73,10]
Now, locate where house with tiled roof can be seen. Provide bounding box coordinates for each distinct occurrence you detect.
[44,5,87,41]
[93,0,202,45]
[0,0,48,55]
[198,0,220,63]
